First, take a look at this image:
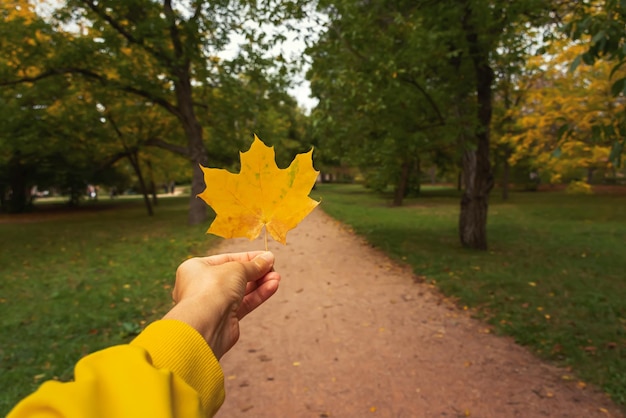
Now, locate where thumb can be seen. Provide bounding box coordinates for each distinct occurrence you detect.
[241,251,275,282]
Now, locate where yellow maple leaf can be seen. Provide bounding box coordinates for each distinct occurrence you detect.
[198,134,320,245]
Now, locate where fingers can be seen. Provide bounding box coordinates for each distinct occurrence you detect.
[185,251,279,319]
[204,251,267,266]
[237,272,281,319]
[238,252,276,282]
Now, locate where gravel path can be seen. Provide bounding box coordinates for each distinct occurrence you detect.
[213,209,623,418]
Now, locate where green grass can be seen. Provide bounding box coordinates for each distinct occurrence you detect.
[314,183,626,407]
[0,196,218,416]
[1,186,624,413]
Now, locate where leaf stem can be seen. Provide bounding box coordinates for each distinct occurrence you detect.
[264,227,268,251]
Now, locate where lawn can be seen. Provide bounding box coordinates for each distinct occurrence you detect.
[1,185,624,414]
[314,183,626,407]
[0,196,218,416]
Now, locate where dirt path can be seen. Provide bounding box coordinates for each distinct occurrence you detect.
[213,209,623,418]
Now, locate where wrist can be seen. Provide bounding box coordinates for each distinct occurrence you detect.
[162,297,223,354]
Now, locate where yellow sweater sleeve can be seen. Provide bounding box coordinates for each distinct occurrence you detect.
[7,320,225,418]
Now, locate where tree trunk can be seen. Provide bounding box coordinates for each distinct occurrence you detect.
[407,157,421,197]
[0,183,5,212]
[502,148,510,201]
[8,153,28,213]
[147,159,158,206]
[175,72,209,226]
[188,144,208,225]
[459,149,490,249]
[586,167,594,183]
[429,166,436,185]
[127,151,153,216]
[459,17,495,250]
[393,160,411,206]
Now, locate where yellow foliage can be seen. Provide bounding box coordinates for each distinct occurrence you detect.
[198,135,320,245]
[501,37,625,182]
[565,180,593,195]
[550,173,562,184]
[4,1,36,23]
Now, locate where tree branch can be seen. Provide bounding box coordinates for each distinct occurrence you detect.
[398,75,446,127]
[0,68,182,119]
[105,111,129,151]
[144,137,190,158]
[330,23,368,62]
[97,150,133,172]
[328,21,445,127]
[78,0,172,68]
[163,0,188,67]
[191,0,203,22]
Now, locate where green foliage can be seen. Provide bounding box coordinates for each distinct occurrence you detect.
[0,0,311,220]
[308,0,561,220]
[566,0,626,87]
[307,0,452,200]
[316,183,626,406]
[565,0,626,164]
[0,196,218,416]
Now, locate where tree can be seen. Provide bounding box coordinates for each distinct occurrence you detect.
[308,0,562,249]
[490,22,551,198]
[1,0,302,224]
[307,0,449,206]
[565,0,626,166]
[451,0,561,249]
[506,40,626,183]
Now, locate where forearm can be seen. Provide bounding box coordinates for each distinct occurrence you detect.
[131,319,226,415]
[8,320,225,418]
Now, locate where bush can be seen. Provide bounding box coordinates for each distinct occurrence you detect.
[565,180,593,194]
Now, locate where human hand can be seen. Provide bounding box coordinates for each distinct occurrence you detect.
[162,251,280,359]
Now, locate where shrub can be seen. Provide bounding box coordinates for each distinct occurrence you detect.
[565,180,593,194]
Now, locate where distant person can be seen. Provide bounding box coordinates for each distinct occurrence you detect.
[8,251,280,418]
[170,180,176,194]
[87,184,97,200]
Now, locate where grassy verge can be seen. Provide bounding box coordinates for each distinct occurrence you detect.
[0,196,218,416]
[315,183,626,407]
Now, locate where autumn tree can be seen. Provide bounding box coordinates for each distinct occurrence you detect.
[0,2,102,211]
[565,0,626,166]
[490,22,552,199]
[0,0,304,224]
[505,40,626,183]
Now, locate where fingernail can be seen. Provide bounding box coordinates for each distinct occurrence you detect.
[256,251,274,266]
